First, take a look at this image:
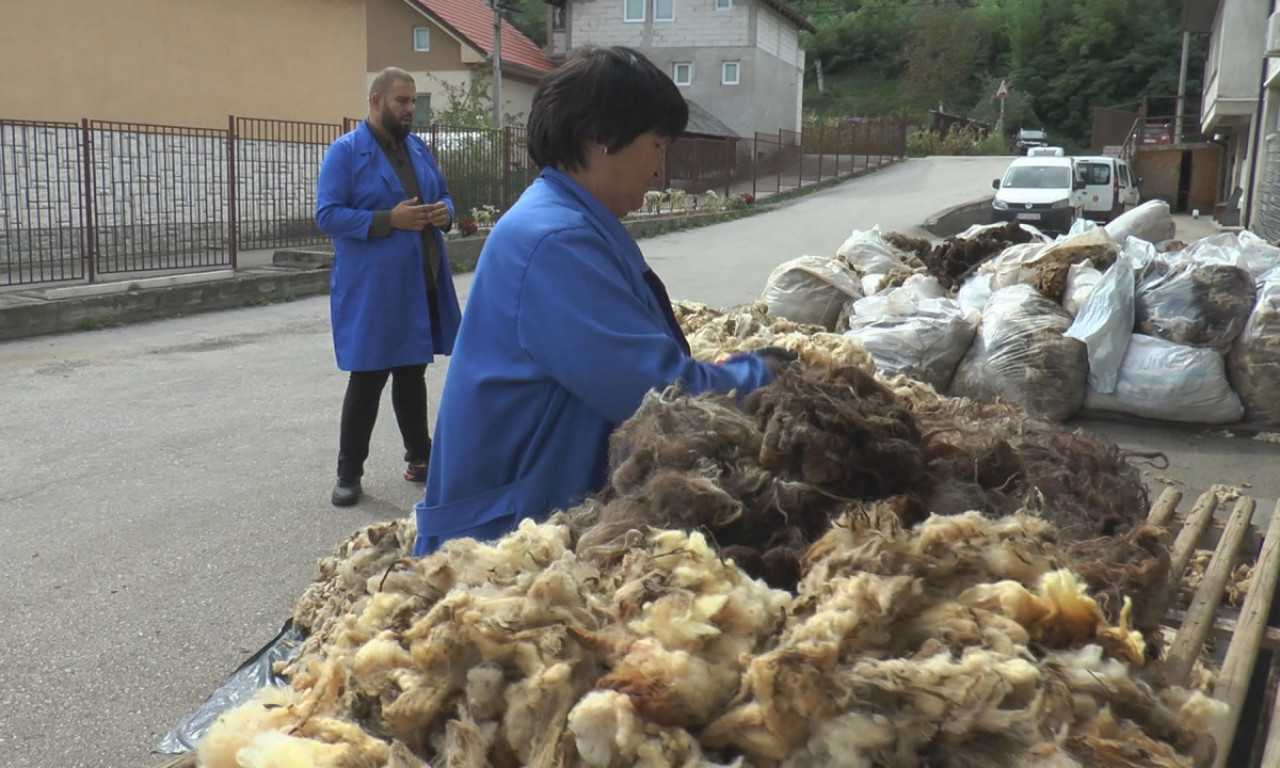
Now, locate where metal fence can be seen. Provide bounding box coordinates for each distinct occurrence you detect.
[1,113,906,287]
[664,117,907,200]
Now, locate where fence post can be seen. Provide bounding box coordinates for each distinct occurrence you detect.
[227,115,239,270]
[80,118,97,284]
[723,140,731,198]
[796,127,804,189]
[502,126,512,211]
[692,139,701,191]
[776,130,783,193]
[816,122,825,184]
[751,138,758,200]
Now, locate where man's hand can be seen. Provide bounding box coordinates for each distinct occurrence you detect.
[389,197,434,231]
[424,201,451,228]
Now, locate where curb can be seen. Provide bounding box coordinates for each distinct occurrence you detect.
[923,196,994,238]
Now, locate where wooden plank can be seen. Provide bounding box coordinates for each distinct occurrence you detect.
[1147,486,1184,528]
[1213,500,1280,768]
[1164,608,1280,653]
[1170,491,1221,582]
[1259,664,1280,768]
[1165,496,1256,686]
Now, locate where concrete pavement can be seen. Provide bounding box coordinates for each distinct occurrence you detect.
[0,155,1275,768]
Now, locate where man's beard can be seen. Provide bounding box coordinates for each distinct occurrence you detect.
[381,105,411,139]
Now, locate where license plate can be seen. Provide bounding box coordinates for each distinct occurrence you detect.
[1016,212,1041,221]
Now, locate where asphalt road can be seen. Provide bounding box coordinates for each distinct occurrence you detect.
[0,155,1276,768]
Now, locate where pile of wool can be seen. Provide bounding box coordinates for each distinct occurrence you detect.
[199,518,795,768]
[1228,278,1280,422]
[585,365,1164,643]
[696,505,1227,768]
[1135,260,1256,351]
[199,506,1224,768]
[673,299,876,373]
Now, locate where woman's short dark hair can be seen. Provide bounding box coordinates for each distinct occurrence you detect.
[527,46,688,171]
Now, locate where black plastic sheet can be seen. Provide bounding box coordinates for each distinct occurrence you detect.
[153,619,305,754]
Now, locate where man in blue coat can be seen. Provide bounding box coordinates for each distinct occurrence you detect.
[316,67,462,507]
[412,47,792,556]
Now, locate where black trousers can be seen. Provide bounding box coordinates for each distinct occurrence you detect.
[336,364,431,480]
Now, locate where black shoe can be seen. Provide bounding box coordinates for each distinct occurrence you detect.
[404,461,427,483]
[331,478,362,507]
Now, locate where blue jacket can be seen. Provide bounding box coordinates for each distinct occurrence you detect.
[412,168,774,556]
[316,123,462,371]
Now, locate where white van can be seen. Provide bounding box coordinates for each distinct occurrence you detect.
[991,156,1085,234]
[1073,156,1141,222]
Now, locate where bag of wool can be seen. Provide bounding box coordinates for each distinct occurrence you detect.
[844,284,977,391]
[761,255,863,331]
[1135,257,1256,351]
[1062,262,1102,316]
[1228,276,1280,423]
[835,226,911,275]
[948,284,1087,421]
[1065,256,1136,394]
[1105,199,1176,246]
[1083,334,1243,423]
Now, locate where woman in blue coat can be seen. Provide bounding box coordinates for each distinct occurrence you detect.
[412,47,792,556]
[316,68,463,508]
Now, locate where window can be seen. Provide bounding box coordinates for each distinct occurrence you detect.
[413,26,430,51]
[722,61,740,85]
[654,0,674,21]
[714,0,731,9]
[552,6,566,30]
[672,62,692,86]
[412,93,432,131]
[1077,162,1111,186]
[624,0,644,22]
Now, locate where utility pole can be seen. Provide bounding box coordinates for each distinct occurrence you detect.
[1175,30,1191,144]
[492,0,503,129]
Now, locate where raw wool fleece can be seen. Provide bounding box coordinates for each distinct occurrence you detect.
[673,300,876,373]
[918,221,1041,290]
[199,512,1224,768]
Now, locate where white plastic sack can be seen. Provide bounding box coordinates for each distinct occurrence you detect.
[1228,277,1280,423]
[982,242,1049,290]
[1104,200,1176,246]
[836,226,908,275]
[761,255,863,330]
[1066,218,1100,237]
[956,221,1052,243]
[1063,263,1102,316]
[845,288,977,391]
[1064,258,1136,394]
[948,284,1088,421]
[1084,334,1243,424]
[1182,230,1280,284]
[956,273,995,317]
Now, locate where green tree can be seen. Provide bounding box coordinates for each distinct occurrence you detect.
[899,4,984,110]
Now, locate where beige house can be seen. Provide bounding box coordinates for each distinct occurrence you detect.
[367,0,556,125]
[0,0,367,128]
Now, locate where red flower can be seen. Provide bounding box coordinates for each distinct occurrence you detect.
[459,219,479,236]
[739,192,756,204]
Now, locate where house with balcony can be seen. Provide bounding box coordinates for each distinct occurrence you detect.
[368,0,557,125]
[543,0,816,140]
[1183,0,1271,230]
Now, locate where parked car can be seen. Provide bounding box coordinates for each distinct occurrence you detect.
[1073,156,1141,222]
[991,156,1086,234]
[1015,128,1049,154]
[1141,123,1173,145]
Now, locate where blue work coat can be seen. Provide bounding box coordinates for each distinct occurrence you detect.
[316,123,462,371]
[411,168,774,556]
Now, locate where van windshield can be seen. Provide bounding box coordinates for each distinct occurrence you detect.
[1002,166,1071,189]
[1077,162,1112,185]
